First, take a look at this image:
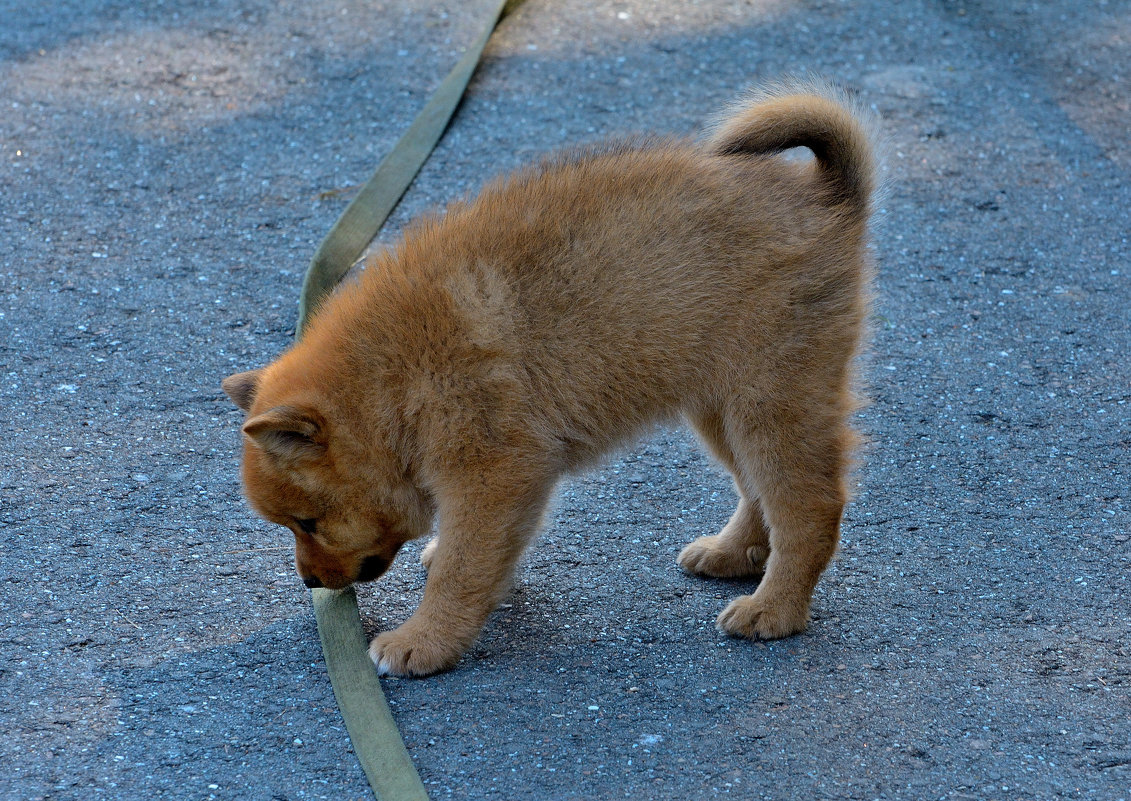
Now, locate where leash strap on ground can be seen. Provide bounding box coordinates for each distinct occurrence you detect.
[296,2,525,800]
[312,588,429,801]
[297,0,526,336]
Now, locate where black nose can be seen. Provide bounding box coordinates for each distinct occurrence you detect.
[302,574,323,589]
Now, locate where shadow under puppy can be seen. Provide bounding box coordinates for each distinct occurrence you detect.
[223,80,879,677]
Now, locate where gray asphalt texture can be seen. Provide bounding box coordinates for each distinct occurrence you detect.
[2,0,1129,799]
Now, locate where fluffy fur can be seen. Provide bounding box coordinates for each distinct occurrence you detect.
[223,81,878,677]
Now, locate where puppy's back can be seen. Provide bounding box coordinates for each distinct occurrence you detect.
[300,84,877,465]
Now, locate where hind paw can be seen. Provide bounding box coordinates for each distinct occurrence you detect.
[678,534,767,578]
[716,591,810,640]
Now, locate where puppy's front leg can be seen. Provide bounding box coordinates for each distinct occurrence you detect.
[369,468,554,677]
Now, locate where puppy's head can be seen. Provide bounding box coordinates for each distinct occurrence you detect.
[222,367,432,590]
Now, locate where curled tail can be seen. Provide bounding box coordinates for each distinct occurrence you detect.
[707,79,878,210]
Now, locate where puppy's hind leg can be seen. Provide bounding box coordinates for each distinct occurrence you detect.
[678,409,770,578]
[714,394,852,640]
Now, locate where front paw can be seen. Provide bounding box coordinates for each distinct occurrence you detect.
[368,621,467,677]
[419,537,438,571]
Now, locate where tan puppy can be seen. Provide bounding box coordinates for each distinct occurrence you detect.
[223,80,878,677]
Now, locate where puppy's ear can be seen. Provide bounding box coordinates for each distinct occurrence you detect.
[222,369,263,412]
[242,406,326,463]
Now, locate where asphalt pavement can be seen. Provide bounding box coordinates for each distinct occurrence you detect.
[2,0,1129,799]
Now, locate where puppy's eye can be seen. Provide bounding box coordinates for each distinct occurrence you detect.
[295,518,318,536]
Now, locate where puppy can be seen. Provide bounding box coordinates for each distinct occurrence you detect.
[223,80,878,677]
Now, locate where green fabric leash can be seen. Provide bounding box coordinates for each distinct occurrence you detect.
[297,2,526,799]
[297,0,526,336]
[312,587,429,801]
